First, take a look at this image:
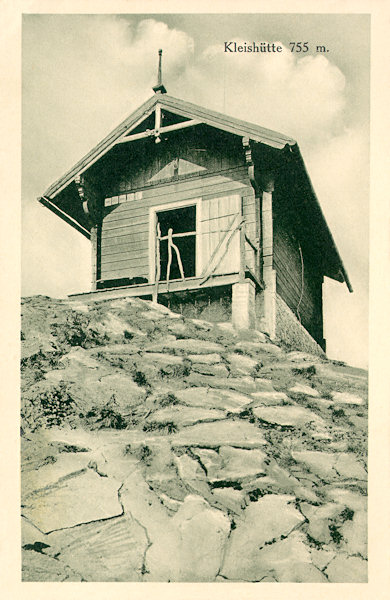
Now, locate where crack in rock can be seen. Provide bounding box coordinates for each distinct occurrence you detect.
[117,483,152,578]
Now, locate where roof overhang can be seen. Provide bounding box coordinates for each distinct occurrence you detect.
[41,94,296,201]
[38,93,351,291]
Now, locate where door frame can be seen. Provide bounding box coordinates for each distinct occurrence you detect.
[149,197,203,283]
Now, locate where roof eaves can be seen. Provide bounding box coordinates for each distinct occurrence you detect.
[43,94,159,199]
[161,95,296,148]
[42,93,299,201]
[290,144,352,293]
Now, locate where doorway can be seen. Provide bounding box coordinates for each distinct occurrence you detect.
[155,204,197,281]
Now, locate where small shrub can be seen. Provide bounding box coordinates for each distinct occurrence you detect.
[306,534,324,550]
[292,365,316,378]
[332,408,345,419]
[132,370,149,388]
[139,445,153,464]
[95,407,128,429]
[158,393,179,408]
[329,524,343,544]
[248,488,270,502]
[211,480,242,490]
[84,396,129,430]
[51,312,108,349]
[31,382,76,428]
[250,362,263,378]
[340,507,355,522]
[143,421,178,434]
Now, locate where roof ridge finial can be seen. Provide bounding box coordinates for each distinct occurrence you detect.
[153,49,167,94]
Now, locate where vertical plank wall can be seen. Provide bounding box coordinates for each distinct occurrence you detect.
[273,207,323,344]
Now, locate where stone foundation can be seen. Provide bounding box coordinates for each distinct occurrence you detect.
[160,286,232,322]
[275,294,325,356]
[232,281,256,330]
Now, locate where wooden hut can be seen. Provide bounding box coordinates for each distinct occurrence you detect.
[39,53,351,353]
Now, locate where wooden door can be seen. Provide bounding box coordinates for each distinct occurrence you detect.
[200,194,241,277]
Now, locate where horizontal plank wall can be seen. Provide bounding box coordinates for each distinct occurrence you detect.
[100,170,254,282]
[97,125,256,284]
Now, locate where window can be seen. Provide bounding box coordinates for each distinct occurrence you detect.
[155,204,197,281]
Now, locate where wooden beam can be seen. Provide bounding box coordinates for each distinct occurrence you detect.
[49,106,156,199]
[155,104,161,132]
[261,190,276,339]
[114,119,200,145]
[38,196,90,239]
[69,273,242,302]
[161,120,200,134]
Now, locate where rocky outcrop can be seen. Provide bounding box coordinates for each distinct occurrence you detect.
[21,295,368,582]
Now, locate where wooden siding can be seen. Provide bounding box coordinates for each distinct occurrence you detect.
[273,197,323,344]
[100,168,255,283]
[97,126,246,197]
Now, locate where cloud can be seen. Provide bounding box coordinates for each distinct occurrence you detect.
[175,41,346,145]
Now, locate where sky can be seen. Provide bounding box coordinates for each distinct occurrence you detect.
[22,13,370,368]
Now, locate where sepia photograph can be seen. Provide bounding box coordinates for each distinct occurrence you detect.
[17,8,372,587]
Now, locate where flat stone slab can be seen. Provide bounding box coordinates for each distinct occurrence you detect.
[22,549,83,582]
[22,516,50,547]
[331,391,364,405]
[44,367,147,409]
[253,532,328,582]
[287,351,323,363]
[171,420,268,449]
[226,353,259,374]
[174,453,207,482]
[146,339,225,355]
[22,453,94,498]
[221,495,305,581]
[186,374,259,394]
[206,447,268,482]
[93,373,148,408]
[92,344,140,356]
[191,363,229,377]
[168,495,231,581]
[292,451,367,481]
[250,391,290,406]
[189,353,222,364]
[289,383,320,397]
[334,453,367,480]
[22,469,123,533]
[315,363,368,384]
[146,406,226,428]
[324,488,367,511]
[325,554,368,582]
[48,514,148,581]
[175,387,252,413]
[300,502,345,544]
[141,352,184,365]
[234,340,282,356]
[308,547,336,572]
[291,451,338,479]
[253,405,326,429]
[212,487,246,513]
[341,509,367,558]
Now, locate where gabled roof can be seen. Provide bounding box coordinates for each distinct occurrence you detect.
[42,94,296,200]
[38,93,351,292]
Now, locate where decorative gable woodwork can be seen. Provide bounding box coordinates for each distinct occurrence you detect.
[148,158,207,183]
